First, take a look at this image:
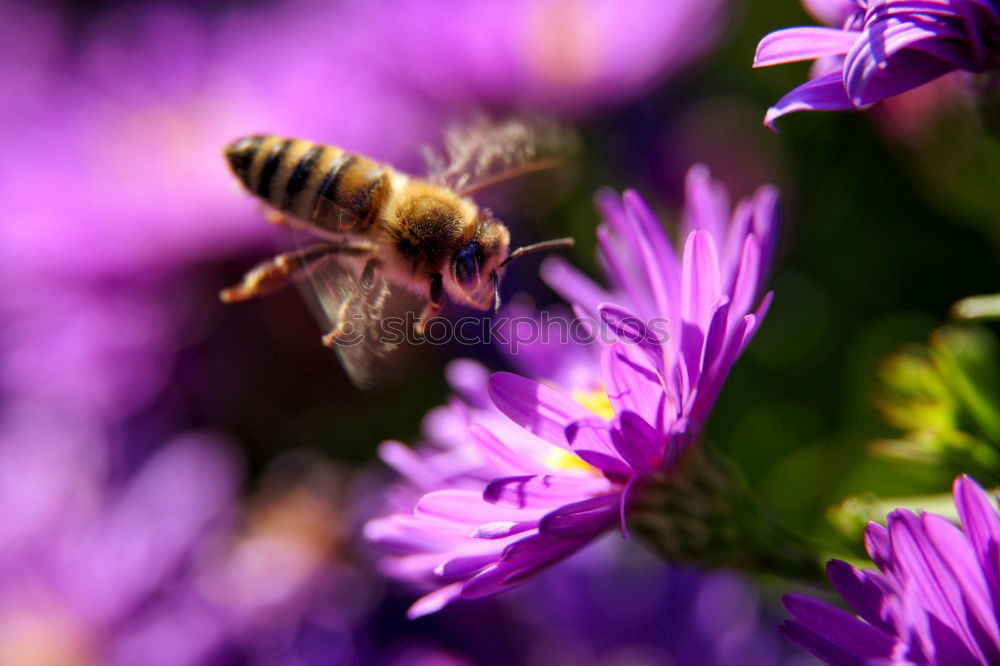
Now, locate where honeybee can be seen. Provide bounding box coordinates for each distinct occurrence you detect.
[220,118,575,386]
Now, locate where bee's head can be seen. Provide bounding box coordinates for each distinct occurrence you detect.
[445,210,574,312]
[447,211,511,310]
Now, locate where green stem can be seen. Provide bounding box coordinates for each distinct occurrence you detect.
[630,445,826,584]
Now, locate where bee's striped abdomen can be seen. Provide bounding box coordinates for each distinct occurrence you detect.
[224,135,391,233]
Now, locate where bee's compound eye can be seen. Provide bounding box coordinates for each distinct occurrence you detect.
[452,241,485,288]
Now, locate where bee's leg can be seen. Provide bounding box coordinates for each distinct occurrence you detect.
[322,258,382,347]
[219,244,337,302]
[357,258,381,299]
[414,273,444,337]
[260,205,307,230]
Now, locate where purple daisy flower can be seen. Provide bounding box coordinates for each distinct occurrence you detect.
[783,474,1000,665]
[366,166,781,617]
[539,164,778,430]
[753,0,1000,129]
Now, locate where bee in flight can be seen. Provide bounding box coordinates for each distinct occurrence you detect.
[220,118,575,386]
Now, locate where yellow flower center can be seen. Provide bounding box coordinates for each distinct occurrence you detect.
[572,388,615,420]
[541,387,615,473]
[545,448,598,473]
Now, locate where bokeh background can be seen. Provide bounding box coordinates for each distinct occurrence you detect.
[3,0,999,663]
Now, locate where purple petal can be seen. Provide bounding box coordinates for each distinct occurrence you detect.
[469,424,547,476]
[764,71,855,130]
[488,372,593,451]
[601,342,667,430]
[610,411,663,475]
[865,521,895,573]
[780,620,871,666]
[445,359,492,408]
[924,511,1000,662]
[954,475,1000,606]
[844,30,959,105]
[754,27,859,67]
[595,194,651,312]
[564,417,633,477]
[921,603,983,666]
[598,302,659,351]
[408,582,463,619]
[853,12,965,67]
[687,295,769,423]
[540,256,609,317]
[378,440,441,490]
[538,494,618,538]
[682,164,731,250]
[461,531,598,599]
[435,553,502,578]
[623,190,680,319]
[365,514,470,551]
[888,509,980,650]
[826,559,895,634]
[594,188,631,239]
[416,489,531,524]
[699,296,731,381]
[681,229,722,330]
[782,593,896,660]
[802,0,859,26]
[470,521,538,539]
[622,190,676,324]
[749,184,779,270]
[728,234,762,319]
[483,474,607,510]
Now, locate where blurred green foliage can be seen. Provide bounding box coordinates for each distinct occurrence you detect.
[827,324,1000,549]
[874,325,1000,481]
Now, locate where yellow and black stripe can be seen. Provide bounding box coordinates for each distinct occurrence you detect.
[224,135,391,233]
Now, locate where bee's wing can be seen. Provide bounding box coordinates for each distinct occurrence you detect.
[425,115,579,197]
[295,250,398,388]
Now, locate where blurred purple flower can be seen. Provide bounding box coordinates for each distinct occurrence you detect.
[0,407,369,665]
[783,475,1000,665]
[367,0,729,115]
[194,453,367,665]
[503,538,807,666]
[367,167,779,617]
[0,415,239,665]
[753,0,1000,129]
[1,0,438,279]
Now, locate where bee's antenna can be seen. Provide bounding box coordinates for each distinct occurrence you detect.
[499,237,574,268]
[492,270,501,312]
